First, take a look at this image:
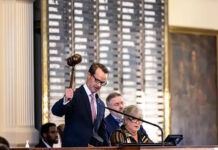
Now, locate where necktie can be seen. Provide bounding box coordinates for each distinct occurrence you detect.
[90,93,96,123]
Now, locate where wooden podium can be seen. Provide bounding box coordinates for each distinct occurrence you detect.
[10,146,218,150]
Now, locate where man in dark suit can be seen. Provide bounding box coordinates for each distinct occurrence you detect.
[35,123,58,148]
[105,92,149,138]
[52,63,109,147]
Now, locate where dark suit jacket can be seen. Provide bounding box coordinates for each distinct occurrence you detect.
[105,114,120,137]
[35,139,47,148]
[105,114,149,138]
[52,85,109,147]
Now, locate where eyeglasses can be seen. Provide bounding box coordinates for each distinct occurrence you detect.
[92,74,107,86]
[128,117,142,123]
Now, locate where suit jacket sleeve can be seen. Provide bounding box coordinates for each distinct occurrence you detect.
[52,92,77,117]
[51,98,65,117]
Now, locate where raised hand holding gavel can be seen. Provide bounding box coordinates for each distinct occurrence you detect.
[65,54,82,102]
[67,54,82,88]
[65,88,75,102]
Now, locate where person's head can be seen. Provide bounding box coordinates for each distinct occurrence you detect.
[57,124,65,142]
[40,123,58,146]
[86,63,109,93]
[106,92,124,118]
[123,105,142,135]
[0,136,9,148]
[0,144,9,150]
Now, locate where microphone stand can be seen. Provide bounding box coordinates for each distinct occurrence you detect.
[105,106,164,146]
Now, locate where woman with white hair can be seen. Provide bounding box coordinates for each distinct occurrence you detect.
[110,105,153,146]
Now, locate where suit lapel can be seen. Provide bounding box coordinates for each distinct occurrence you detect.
[94,97,103,128]
[96,98,101,120]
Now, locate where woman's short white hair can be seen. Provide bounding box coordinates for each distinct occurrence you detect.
[123,105,142,120]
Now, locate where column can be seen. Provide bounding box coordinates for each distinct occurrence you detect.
[0,0,38,147]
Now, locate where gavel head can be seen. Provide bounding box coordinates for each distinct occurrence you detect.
[67,54,82,67]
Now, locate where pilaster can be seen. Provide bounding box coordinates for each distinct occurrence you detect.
[0,0,38,147]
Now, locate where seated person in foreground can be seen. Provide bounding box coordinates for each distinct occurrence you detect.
[0,136,10,149]
[35,122,59,148]
[0,144,9,150]
[57,124,65,144]
[110,105,153,146]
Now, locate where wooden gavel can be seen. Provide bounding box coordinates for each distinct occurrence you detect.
[67,54,82,88]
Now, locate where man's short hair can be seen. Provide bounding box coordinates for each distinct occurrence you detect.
[40,122,56,137]
[106,92,121,106]
[88,63,109,75]
[0,136,9,148]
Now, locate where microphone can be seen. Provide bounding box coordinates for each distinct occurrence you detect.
[95,94,164,146]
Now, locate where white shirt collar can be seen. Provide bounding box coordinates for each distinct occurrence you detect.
[42,138,51,148]
[111,114,121,120]
[83,84,96,99]
[83,84,93,96]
